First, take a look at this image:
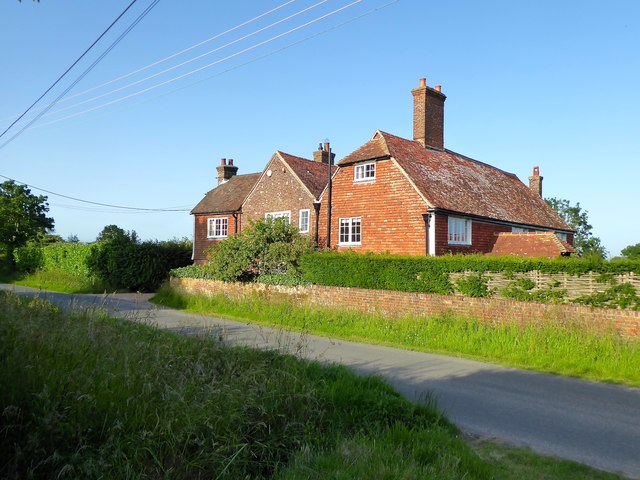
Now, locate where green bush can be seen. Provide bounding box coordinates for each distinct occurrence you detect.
[573,282,640,310]
[455,273,492,297]
[206,219,316,281]
[87,231,192,292]
[13,243,44,273]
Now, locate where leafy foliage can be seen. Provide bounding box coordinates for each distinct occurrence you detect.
[500,277,567,303]
[87,227,192,291]
[455,273,492,297]
[0,180,54,260]
[621,243,640,260]
[545,197,607,258]
[206,218,315,281]
[573,282,640,310]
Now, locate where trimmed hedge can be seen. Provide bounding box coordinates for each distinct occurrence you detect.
[298,252,640,294]
[14,243,92,276]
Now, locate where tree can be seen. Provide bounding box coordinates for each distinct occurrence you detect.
[621,243,640,260]
[96,224,129,242]
[545,197,607,258]
[0,180,54,259]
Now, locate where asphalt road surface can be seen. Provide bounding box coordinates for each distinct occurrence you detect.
[2,284,639,478]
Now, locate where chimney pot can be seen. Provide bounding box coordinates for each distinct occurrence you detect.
[220,158,227,165]
[228,158,234,166]
[435,85,442,92]
[419,78,426,88]
[528,166,543,197]
[323,141,330,152]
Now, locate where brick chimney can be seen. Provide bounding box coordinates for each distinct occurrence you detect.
[412,77,446,151]
[216,158,238,185]
[312,141,336,165]
[528,166,543,197]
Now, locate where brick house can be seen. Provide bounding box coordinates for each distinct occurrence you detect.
[192,78,574,262]
[318,79,574,256]
[191,149,336,264]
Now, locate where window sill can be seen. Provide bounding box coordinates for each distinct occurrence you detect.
[338,242,361,247]
[447,242,471,246]
[207,236,228,240]
[353,179,375,184]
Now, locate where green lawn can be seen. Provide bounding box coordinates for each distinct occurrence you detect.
[0,290,625,479]
[152,284,640,387]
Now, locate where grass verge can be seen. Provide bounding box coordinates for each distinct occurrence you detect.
[152,284,640,387]
[10,269,109,294]
[0,290,625,479]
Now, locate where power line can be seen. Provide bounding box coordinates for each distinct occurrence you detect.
[26,0,365,130]
[0,0,299,123]
[0,174,191,212]
[0,0,161,151]
[0,0,139,140]
[11,0,331,126]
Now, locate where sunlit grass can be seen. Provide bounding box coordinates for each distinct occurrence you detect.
[12,268,108,293]
[0,290,625,479]
[152,284,640,387]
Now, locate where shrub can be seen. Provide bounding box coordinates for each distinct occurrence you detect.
[573,282,640,310]
[13,243,44,273]
[455,273,492,297]
[206,219,315,281]
[87,230,192,292]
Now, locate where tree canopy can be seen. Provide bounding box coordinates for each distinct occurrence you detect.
[0,180,54,257]
[621,243,640,260]
[545,197,607,258]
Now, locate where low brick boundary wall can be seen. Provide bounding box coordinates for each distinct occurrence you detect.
[170,278,640,338]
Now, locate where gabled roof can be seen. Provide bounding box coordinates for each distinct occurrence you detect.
[191,173,260,214]
[339,131,572,231]
[489,232,575,258]
[277,151,337,199]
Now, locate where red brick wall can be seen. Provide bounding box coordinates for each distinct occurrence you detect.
[320,159,428,255]
[172,277,640,338]
[435,214,511,255]
[193,213,240,264]
[243,155,317,235]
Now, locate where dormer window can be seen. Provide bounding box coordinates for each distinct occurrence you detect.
[354,161,376,182]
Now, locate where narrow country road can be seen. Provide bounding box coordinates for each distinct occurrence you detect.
[2,284,639,479]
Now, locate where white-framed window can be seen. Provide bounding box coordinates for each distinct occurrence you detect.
[339,217,361,245]
[556,232,568,242]
[207,217,228,239]
[512,227,527,233]
[354,161,376,182]
[299,209,310,233]
[448,216,471,245]
[265,211,291,224]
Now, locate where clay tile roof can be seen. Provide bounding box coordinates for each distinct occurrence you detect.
[191,173,261,214]
[341,130,571,231]
[489,232,575,258]
[278,151,338,199]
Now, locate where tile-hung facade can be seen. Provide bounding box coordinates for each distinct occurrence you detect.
[191,78,574,264]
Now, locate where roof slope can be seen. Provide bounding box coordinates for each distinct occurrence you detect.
[490,232,575,258]
[278,151,337,199]
[191,173,261,214]
[339,131,571,231]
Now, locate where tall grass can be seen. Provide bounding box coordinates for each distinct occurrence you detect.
[12,268,109,293]
[153,285,640,386]
[0,291,624,479]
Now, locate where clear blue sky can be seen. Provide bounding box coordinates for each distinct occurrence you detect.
[1,0,638,256]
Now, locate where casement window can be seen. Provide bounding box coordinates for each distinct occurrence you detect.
[299,209,310,233]
[512,227,527,233]
[265,211,291,224]
[448,216,471,245]
[354,161,376,182]
[556,232,568,242]
[339,217,361,245]
[207,217,228,239]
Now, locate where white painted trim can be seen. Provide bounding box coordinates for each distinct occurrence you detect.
[265,210,291,224]
[298,209,310,233]
[353,161,376,183]
[428,214,436,256]
[337,217,362,246]
[207,217,229,239]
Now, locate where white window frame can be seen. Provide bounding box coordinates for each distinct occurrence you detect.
[265,211,291,224]
[338,217,362,246]
[556,232,568,242]
[447,216,472,245]
[298,209,310,233]
[354,161,376,183]
[207,217,228,239]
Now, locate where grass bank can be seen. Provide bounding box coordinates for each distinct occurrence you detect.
[0,291,624,479]
[153,284,640,387]
[7,269,108,294]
